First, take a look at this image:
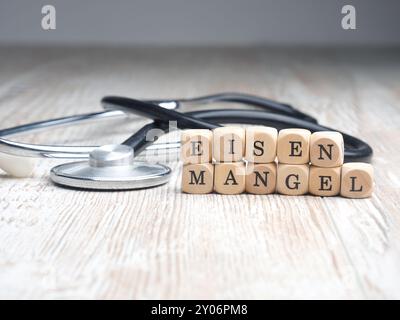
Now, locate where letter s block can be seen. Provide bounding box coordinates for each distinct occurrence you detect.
[245,126,278,163]
[213,127,245,162]
[340,163,374,198]
[309,166,341,196]
[310,131,344,167]
[246,163,277,194]
[277,129,311,164]
[214,162,246,195]
[181,163,214,194]
[181,129,213,164]
[277,164,309,195]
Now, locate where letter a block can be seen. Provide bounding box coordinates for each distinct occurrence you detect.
[181,129,213,164]
[309,166,341,196]
[277,164,309,195]
[181,163,214,194]
[245,126,278,163]
[214,162,246,195]
[246,163,277,194]
[213,127,245,162]
[277,129,311,164]
[310,131,344,167]
[340,163,374,198]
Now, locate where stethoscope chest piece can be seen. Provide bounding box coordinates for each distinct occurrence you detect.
[50,144,171,190]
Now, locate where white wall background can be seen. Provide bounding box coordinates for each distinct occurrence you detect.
[0,0,399,46]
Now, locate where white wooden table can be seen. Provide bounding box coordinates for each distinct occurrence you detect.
[0,47,399,299]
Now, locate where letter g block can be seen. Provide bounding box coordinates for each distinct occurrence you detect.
[277,164,309,195]
[277,129,311,164]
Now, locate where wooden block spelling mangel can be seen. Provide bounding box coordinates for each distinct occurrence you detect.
[214,162,246,195]
[213,127,245,162]
[181,163,214,194]
[340,162,374,198]
[310,131,344,167]
[309,166,341,196]
[277,128,311,164]
[246,163,277,194]
[181,129,213,164]
[277,164,309,195]
[245,126,278,163]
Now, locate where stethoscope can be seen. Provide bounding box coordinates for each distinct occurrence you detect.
[0,93,373,190]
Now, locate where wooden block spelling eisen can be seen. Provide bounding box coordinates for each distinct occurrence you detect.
[309,166,341,196]
[213,127,245,162]
[245,126,277,163]
[181,163,214,194]
[181,129,213,164]
[246,163,277,194]
[310,131,344,167]
[277,129,311,164]
[340,162,374,198]
[277,164,309,195]
[214,162,246,195]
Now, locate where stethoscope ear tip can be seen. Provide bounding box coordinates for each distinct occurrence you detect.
[0,152,37,178]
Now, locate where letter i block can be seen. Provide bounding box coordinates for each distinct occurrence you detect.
[277,164,309,195]
[310,131,344,167]
[245,126,278,163]
[340,163,374,198]
[277,129,311,164]
[309,166,341,196]
[213,127,245,162]
[181,163,214,194]
[246,163,277,194]
[214,162,246,195]
[181,129,213,164]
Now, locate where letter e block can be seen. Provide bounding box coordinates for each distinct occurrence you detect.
[245,126,277,163]
[309,166,341,196]
[213,127,245,162]
[277,129,311,164]
[340,163,374,198]
[214,162,246,195]
[181,163,214,194]
[310,131,344,167]
[277,164,309,195]
[246,163,277,194]
[181,129,213,164]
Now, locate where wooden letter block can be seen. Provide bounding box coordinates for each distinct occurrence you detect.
[214,162,246,195]
[245,126,278,163]
[309,166,341,196]
[213,127,245,162]
[181,129,213,164]
[310,131,344,167]
[340,163,374,198]
[277,164,309,195]
[277,128,311,164]
[246,163,277,194]
[181,163,214,194]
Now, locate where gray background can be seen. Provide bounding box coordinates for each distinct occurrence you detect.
[0,0,399,46]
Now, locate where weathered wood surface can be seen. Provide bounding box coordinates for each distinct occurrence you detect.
[0,47,399,299]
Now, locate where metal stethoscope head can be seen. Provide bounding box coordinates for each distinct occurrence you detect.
[0,93,373,190]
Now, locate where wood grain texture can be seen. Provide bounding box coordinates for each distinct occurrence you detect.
[0,47,399,299]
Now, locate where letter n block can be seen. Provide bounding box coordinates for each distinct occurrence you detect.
[309,166,341,196]
[213,127,245,162]
[214,162,246,195]
[181,163,214,194]
[277,164,309,195]
[245,126,278,163]
[246,163,277,194]
[310,131,344,167]
[340,163,374,198]
[181,129,213,164]
[277,129,311,164]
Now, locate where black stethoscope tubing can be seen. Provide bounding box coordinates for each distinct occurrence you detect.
[102,96,373,163]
